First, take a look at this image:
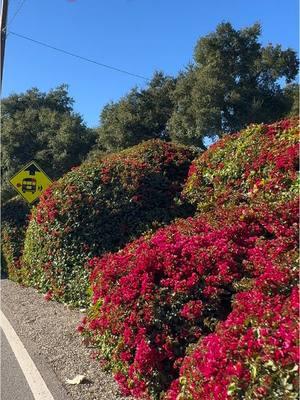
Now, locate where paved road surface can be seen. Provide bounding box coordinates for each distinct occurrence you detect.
[0,306,69,400]
[1,279,126,400]
[1,328,35,400]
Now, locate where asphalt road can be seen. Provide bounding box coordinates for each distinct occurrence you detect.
[1,328,35,400]
[0,300,70,400]
[1,279,127,400]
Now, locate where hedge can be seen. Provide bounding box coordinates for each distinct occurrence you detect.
[79,198,298,399]
[1,196,30,281]
[183,119,299,212]
[21,140,196,306]
[168,287,299,400]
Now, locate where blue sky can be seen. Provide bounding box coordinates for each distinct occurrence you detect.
[3,0,299,127]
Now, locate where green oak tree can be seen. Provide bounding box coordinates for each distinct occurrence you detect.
[1,85,96,203]
[283,83,299,117]
[94,71,176,152]
[167,22,299,148]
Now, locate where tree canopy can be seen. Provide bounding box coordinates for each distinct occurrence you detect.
[95,71,176,152]
[92,22,298,151]
[2,23,298,190]
[167,22,298,147]
[1,85,96,202]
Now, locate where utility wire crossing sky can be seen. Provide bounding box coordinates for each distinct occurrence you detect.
[3,0,299,127]
[9,30,150,82]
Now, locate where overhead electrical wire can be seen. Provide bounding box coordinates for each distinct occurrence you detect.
[9,30,150,82]
[7,0,27,28]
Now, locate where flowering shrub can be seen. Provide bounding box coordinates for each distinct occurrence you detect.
[169,287,299,400]
[1,196,30,281]
[183,119,299,212]
[21,140,195,306]
[80,198,298,399]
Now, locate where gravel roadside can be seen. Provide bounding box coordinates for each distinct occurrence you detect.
[1,279,133,400]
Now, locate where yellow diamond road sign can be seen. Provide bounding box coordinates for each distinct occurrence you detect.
[9,161,53,204]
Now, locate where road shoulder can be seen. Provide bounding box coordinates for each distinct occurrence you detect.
[0,279,130,400]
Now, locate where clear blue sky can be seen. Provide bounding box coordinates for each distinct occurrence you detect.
[2,0,299,127]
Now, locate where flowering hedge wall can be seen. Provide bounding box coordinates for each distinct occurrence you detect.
[80,198,298,399]
[183,119,299,212]
[1,196,30,281]
[168,287,299,400]
[21,140,195,306]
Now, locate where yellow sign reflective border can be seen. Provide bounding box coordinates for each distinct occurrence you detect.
[9,161,53,204]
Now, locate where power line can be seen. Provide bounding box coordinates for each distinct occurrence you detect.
[9,30,150,82]
[7,0,27,27]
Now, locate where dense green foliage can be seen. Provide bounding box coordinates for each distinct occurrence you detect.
[167,22,298,147]
[90,22,299,151]
[21,140,195,306]
[183,119,299,212]
[284,83,300,117]
[1,197,30,281]
[1,85,96,203]
[95,72,176,152]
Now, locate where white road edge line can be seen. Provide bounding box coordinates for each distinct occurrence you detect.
[0,310,55,400]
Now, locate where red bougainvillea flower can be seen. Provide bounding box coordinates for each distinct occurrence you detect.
[81,197,298,399]
[169,287,299,400]
[43,290,53,301]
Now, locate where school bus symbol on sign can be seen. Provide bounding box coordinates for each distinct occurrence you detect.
[9,161,53,204]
